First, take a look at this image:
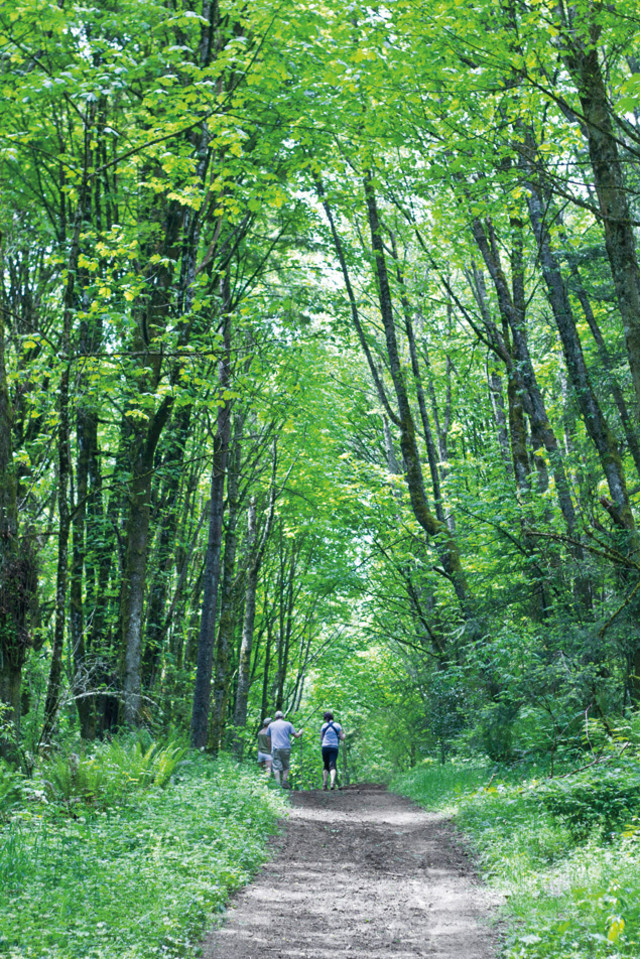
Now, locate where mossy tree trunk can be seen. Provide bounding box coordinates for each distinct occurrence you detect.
[0,239,37,761]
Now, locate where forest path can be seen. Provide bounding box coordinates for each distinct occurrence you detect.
[201,784,501,959]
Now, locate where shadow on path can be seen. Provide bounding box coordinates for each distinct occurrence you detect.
[201,785,501,959]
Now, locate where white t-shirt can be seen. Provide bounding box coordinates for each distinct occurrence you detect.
[321,722,342,747]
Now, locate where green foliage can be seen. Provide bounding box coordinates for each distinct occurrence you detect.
[40,736,189,809]
[5,0,640,908]
[299,638,427,783]
[100,738,189,790]
[0,754,286,958]
[0,761,23,822]
[394,760,640,958]
[392,759,488,809]
[536,767,640,841]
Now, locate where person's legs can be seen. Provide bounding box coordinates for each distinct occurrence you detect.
[322,746,338,789]
[282,749,292,787]
[328,748,339,789]
[271,749,282,786]
[273,748,291,788]
[322,747,331,789]
[258,751,272,778]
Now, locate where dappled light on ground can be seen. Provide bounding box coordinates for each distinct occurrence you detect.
[202,785,500,959]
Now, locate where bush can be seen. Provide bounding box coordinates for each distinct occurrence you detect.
[103,738,189,790]
[392,759,489,809]
[42,751,116,807]
[0,761,23,821]
[392,760,640,958]
[40,736,189,810]
[536,766,640,840]
[0,753,287,958]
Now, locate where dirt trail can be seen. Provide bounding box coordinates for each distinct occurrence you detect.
[201,785,501,959]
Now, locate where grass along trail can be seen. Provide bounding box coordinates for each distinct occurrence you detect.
[201,785,500,959]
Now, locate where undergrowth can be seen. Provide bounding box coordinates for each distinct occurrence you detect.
[0,748,286,958]
[392,758,640,958]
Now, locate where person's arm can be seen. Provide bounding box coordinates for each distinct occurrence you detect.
[339,728,346,741]
[293,727,304,738]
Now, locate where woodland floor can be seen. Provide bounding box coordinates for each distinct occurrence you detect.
[201,784,502,959]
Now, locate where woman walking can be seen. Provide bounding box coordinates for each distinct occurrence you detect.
[320,711,345,790]
[257,717,273,777]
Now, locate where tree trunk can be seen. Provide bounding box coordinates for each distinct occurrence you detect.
[568,258,640,482]
[142,404,193,693]
[487,368,514,478]
[190,304,232,748]
[233,443,277,733]
[363,173,472,614]
[260,603,275,723]
[41,180,92,744]
[233,499,259,732]
[274,535,304,712]
[525,171,635,533]
[0,237,36,759]
[506,371,532,493]
[210,417,243,751]
[120,440,155,726]
[560,15,640,422]
[389,236,446,524]
[41,361,72,745]
[471,216,578,533]
[70,398,95,740]
[467,265,529,488]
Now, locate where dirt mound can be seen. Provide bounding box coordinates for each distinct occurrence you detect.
[201,786,501,959]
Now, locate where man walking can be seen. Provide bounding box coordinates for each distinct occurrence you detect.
[268,711,303,788]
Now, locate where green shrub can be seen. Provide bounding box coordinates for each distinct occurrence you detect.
[0,754,286,958]
[392,759,488,809]
[103,738,189,790]
[0,761,23,821]
[40,737,189,810]
[536,766,640,840]
[42,751,116,807]
[393,760,640,958]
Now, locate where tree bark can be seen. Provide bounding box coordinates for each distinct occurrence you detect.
[388,236,446,524]
[41,150,92,743]
[487,368,514,478]
[40,360,71,745]
[118,198,183,726]
[210,413,244,751]
[142,404,193,693]
[363,173,472,614]
[471,216,578,533]
[233,444,277,732]
[524,168,635,533]
[190,300,232,748]
[560,8,640,421]
[568,258,640,482]
[0,238,37,759]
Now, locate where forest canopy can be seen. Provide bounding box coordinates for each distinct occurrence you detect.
[2,0,640,773]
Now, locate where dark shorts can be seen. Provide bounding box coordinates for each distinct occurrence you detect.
[322,746,339,771]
